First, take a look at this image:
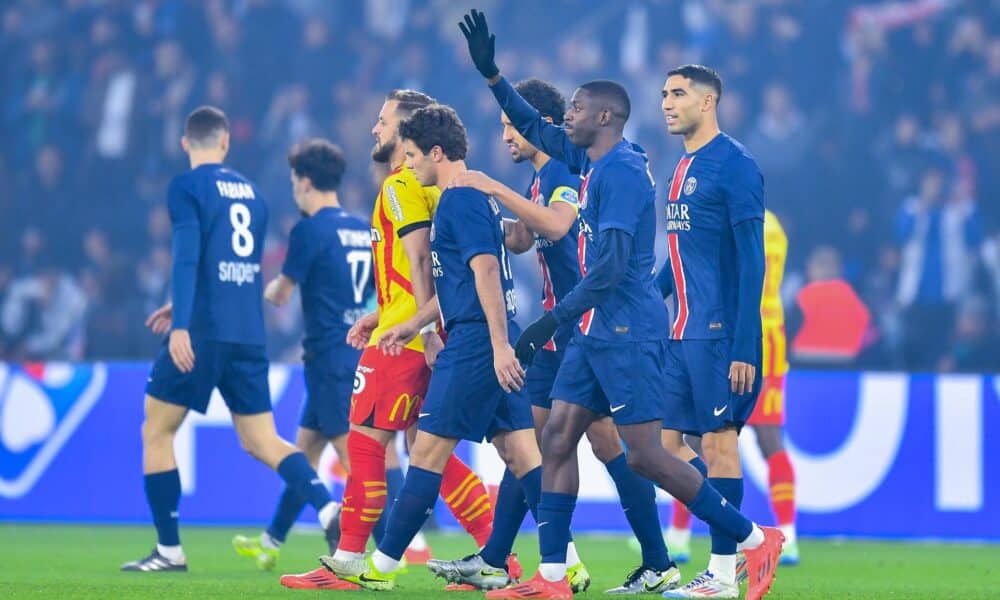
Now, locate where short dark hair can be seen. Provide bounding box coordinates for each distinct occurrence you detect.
[184,105,229,145]
[579,80,631,122]
[287,138,346,192]
[398,104,468,161]
[387,89,436,118]
[515,79,566,125]
[667,64,723,102]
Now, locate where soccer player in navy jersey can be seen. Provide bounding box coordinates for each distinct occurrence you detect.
[653,65,772,599]
[319,104,541,591]
[428,78,680,595]
[231,139,372,575]
[122,108,340,572]
[459,11,784,600]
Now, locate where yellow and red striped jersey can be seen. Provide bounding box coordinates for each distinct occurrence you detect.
[369,165,440,352]
[761,209,788,377]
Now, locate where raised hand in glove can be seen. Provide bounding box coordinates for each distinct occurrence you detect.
[514,312,558,365]
[458,9,499,79]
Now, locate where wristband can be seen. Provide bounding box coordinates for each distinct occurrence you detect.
[419,322,438,335]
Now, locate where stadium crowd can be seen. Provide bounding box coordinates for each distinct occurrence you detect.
[1,0,997,371]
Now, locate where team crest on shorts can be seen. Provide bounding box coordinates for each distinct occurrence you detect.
[429,223,436,242]
[684,177,698,196]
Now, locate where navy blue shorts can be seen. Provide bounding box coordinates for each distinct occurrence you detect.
[146,339,271,415]
[524,348,563,410]
[300,347,361,438]
[550,336,667,425]
[661,338,762,435]
[418,322,534,442]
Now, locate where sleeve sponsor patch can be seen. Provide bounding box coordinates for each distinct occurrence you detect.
[386,185,404,221]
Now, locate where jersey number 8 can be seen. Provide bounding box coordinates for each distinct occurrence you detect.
[230,202,254,257]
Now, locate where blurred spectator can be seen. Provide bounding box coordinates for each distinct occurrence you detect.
[789,246,873,366]
[937,295,999,373]
[1,264,87,361]
[896,168,983,370]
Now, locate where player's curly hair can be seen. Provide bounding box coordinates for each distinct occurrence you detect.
[398,104,468,161]
[515,79,566,125]
[287,138,346,191]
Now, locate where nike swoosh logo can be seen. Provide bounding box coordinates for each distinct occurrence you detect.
[610,404,626,413]
[714,406,727,416]
[418,413,430,418]
[644,577,667,592]
[537,521,549,527]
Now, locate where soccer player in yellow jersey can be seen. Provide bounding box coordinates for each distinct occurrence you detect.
[665,209,799,567]
[279,91,497,591]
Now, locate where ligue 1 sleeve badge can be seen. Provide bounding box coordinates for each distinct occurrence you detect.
[684,176,698,196]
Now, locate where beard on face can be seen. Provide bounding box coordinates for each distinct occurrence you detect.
[371,137,395,163]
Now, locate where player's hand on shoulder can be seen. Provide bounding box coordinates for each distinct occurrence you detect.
[729,361,756,395]
[168,329,195,373]
[450,170,497,195]
[422,332,445,368]
[493,343,525,393]
[347,311,379,349]
[145,302,173,335]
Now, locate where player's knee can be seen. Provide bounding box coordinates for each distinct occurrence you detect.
[141,419,173,448]
[540,424,576,462]
[624,446,657,480]
[586,428,622,464]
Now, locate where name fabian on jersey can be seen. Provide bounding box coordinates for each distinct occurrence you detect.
[665,202,691,232]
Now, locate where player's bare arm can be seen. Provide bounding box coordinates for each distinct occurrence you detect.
[264,274,296,306]
[400,226,445,366]
[503,217,534,254]
[470,253,524,393]
[451,170,576,242]
[346,310,379,349]
[145,302,173,335]
[377,295,441,356]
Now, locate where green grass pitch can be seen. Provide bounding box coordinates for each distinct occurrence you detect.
[3,524,997,599]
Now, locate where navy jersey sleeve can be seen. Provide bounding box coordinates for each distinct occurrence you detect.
[167,177,201,330]
[596,163,650,235]
[281,219,320,283]
[723,154,765,227]
[490,77,588,170]
[451,190,500,265]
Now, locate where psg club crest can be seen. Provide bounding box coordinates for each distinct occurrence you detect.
[684,177,698,196]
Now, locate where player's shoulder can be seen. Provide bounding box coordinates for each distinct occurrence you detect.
[718,133,761,173]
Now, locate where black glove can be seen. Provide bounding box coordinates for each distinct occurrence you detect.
[458,9,499,79]
[515,312,558,365]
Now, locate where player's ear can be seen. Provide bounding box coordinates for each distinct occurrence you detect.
[180,136,190,153]
[219,131,230,154]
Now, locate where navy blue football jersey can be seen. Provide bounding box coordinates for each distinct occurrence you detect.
[282,207,373,357]
[574,140,670,342]
[525,159,582,351]
[431,187,516,329]
[167,163,268,345]
[663,132,765,340]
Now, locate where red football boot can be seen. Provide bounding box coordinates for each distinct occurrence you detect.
[485,572,573,599]
[279,567,361,590]
[743,527,786,600]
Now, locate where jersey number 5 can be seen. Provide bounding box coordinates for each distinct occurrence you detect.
[346,250,372,304]
[230,202,254,258]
